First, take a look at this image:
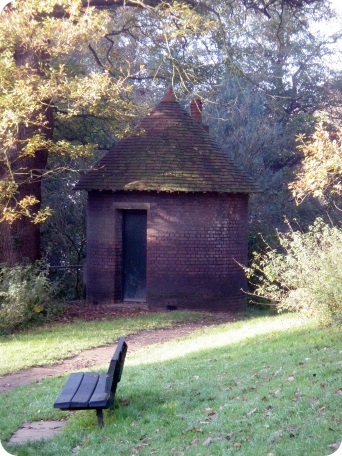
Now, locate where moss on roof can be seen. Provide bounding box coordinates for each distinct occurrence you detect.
[75,89,260,194]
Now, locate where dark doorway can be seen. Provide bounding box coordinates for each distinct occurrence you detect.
[122,210,147,300]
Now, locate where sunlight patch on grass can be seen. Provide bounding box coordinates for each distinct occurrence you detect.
[127,313,311,367]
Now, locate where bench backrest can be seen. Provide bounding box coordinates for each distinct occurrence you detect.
[107,337,128,392]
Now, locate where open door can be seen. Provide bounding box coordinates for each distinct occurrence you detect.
[122,210,147,301]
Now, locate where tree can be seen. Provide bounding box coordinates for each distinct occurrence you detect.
[41,162,88,298]
[0,1,140,264]
[203,0,342,235]
[289,118,342,208]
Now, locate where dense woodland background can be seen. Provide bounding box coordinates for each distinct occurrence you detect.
[0,0,341,327]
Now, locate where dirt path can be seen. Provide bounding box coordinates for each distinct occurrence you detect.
[0,313,237,393]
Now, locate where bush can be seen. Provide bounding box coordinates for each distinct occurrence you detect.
[0,261,60,334]
[245,218,342,325]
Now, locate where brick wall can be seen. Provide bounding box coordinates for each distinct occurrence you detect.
[86,191,116,304]
[147,192,248,310]
[86,191,249,310]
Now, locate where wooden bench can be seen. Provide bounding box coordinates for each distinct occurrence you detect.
[54,337,127,427]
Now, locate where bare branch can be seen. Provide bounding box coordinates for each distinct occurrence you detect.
[83,0,198,8]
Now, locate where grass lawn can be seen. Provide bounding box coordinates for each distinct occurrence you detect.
[0,310,203,375]
[0,311,341,456]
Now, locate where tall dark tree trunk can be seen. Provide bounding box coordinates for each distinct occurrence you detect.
[0,48,53,266]
[0,114,53,266]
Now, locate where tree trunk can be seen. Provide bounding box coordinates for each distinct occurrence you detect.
[0,116,53,266]
[0,49,53,266]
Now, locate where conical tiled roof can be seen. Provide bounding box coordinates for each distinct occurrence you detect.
[75,88,259,193]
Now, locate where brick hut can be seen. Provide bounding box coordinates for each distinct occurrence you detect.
[75,87,259,310]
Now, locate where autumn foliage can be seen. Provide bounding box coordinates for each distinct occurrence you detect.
[289,120,342,206]
[246,119,342,325]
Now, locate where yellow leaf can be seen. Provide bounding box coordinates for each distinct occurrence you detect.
[33,305,44,313]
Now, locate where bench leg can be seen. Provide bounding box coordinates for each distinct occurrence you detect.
[96,409,104,428]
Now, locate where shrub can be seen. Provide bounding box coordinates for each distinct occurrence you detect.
[0,261,60,333]
[245,218,342,325]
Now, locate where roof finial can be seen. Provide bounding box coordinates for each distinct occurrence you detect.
[161,86,177,102]
[190,98,203,123]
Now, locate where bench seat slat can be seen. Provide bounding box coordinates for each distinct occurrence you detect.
[54,373,84,409]
[88,373,113,408]
[70,373,99,408]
